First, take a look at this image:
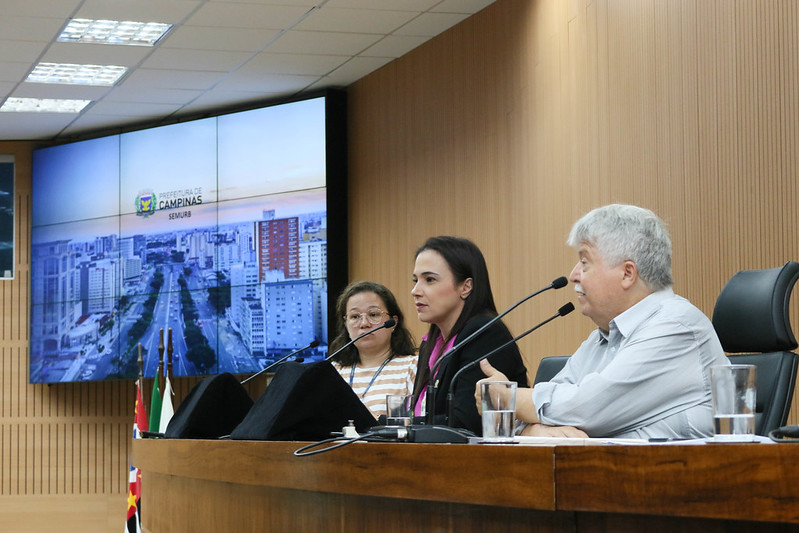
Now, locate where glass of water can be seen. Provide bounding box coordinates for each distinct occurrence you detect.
[385,394,412,426]
[710,364,756,442]
[480,381,517,442]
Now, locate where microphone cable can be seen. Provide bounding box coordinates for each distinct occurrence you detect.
[293,426,406,457]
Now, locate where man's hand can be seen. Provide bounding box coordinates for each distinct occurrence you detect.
[520,423,588,438]
[474,359,509,414]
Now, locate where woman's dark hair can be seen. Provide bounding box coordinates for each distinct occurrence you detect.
[328,280,416,367]
[411,236,497,400]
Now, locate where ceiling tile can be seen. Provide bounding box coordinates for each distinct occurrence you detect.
[0,0,496,140]
[74,0,202,24]
[61,113,150,136]
[162,26,281,52]
[215,71,318,93]
[11,83,111,100]
[0,17,66,41]
[295,8,417,34]
[103,86,204,105]
[241,52,350,76]
[3,0,82,18]
[321,56,395,84]
[432,0,495,14]
[186,3,310,29]
[208,0,317,5]
[0,40,49,63]
[0,81,17,97]
[88,100,182,117]
[361,35,430,59]
[41,42,153,67]
[0,62,34,83]
[0,113,77,140]
[176,92,252,112]
[121,68,226,91]
[267,30,382,56]
[177,89,280,115]
[323,0,440,11]
[142,48,252,71]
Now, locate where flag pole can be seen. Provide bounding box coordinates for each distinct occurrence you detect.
[159,328,176,434]
[137,343,144,390]
[157,328,165,392]
[149,330,164,432]
[166,328,173,381]
[127,343,146,533]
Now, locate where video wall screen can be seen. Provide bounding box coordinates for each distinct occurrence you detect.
[0,155,13,279]
[30,93,346,383]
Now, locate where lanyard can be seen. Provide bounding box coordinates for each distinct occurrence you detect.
[350,355,394,399]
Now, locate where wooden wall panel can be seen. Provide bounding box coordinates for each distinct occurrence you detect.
[348,0,799,424]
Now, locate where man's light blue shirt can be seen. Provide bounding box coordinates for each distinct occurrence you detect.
[532,288,729,439]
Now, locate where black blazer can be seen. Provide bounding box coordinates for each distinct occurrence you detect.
[420,314,528,435]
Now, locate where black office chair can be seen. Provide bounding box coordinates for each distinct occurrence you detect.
[712,261,799,436]
[534,355,570,385]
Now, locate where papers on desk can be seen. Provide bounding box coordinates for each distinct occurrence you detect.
[468,436,649,446]
[472,434,775,446]
[512,436,650,446]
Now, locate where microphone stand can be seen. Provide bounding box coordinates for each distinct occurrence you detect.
[424,276,568,426]
[324,319,396,362]
[445,302,575,425]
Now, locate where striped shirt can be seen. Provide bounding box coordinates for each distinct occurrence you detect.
[333,354,418,418]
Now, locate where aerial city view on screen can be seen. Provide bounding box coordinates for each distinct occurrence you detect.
[0,159,13,279]
[29,97,331,383]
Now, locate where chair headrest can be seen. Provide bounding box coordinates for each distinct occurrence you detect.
[712,261,799,353]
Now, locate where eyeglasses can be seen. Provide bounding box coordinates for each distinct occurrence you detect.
[345,309,389,326]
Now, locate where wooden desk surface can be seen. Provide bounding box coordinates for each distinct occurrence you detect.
[133,438,556,510]
[556,443,799,523]
[133,439,799,532]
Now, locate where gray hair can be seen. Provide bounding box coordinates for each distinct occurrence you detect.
[567,204,673,290]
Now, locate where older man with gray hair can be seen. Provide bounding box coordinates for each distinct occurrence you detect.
[477,204,728,439]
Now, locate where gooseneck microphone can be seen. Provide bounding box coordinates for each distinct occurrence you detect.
[445,302,575,424]
[425,276,568,425]
[324,319,396,362]
[241,340,321,385]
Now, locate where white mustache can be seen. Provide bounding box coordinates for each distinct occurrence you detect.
[574,284,585,295]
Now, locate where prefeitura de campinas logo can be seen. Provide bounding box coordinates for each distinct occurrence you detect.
[135,190,157,217]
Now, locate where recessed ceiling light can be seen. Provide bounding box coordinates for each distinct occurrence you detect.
[0,97,91,113]
[26,62,128,86]
[58,18,172,46]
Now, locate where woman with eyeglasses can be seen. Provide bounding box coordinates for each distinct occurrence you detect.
[410,236,528,435]
[329,281,418,418]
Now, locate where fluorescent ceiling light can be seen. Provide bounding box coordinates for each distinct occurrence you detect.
[59,19,172,46]
[0,97,91,113]
[26,63,127,86]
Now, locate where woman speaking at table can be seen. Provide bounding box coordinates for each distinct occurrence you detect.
[410,236,528,434]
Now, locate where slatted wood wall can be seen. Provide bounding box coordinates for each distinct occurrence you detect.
[2,0,799,529]
[347,0,799,420]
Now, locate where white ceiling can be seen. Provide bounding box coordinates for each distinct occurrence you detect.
[0,0,495,141]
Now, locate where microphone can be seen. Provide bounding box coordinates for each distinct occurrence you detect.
[324,319,396,362]
[425,276,568,425]
[241,340,320,385]
[446,302,575,424]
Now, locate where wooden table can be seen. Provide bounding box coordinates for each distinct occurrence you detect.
[133,439,799,532]
[556,443,799,529]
